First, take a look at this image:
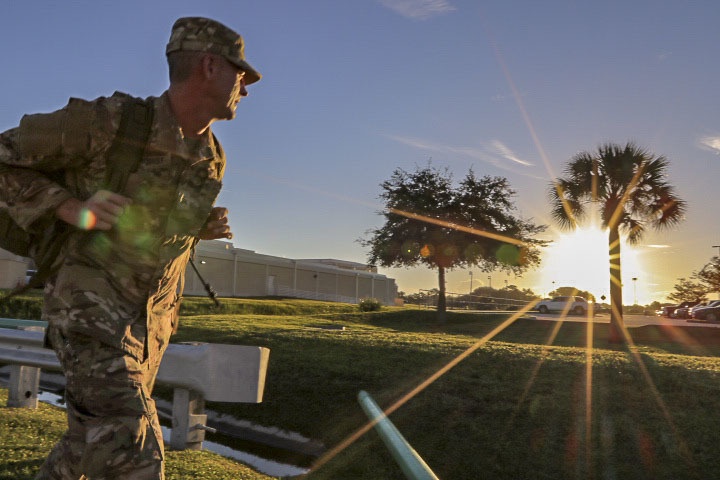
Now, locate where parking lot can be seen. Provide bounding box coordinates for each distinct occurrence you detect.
[530,312,720,328]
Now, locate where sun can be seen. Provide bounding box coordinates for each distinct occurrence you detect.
[539,225,646,303]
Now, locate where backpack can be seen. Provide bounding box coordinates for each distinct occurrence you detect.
[0,93,154,299]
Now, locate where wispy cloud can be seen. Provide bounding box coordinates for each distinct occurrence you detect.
[385,134,538,175]
[656,51,672,62]
[378,0,455,20]
[700,136,720,154]
[489,140,533,167]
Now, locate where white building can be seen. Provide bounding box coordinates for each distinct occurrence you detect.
[0,248,28,289]
[1,240,399,305]
[186,241,398,305]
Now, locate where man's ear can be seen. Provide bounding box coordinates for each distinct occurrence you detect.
[200,53,217,79]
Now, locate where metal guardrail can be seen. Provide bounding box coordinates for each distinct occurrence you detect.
[0,325,270,450]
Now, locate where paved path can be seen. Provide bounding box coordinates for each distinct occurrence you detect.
[530,312,720,328]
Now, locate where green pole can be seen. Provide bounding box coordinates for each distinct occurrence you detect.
[358,390,439,480]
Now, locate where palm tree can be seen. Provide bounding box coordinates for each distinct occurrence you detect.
[549,142,686,342]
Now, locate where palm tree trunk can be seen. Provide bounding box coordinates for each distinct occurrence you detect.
[437,266,447,321]
[608,226,624,343]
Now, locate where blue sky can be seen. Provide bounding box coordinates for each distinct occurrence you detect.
[2,0,719,304]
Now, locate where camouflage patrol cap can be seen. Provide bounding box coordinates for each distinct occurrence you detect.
[166,17,262,85]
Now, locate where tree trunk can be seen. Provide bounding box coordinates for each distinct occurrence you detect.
[608,227,624,343]
[437,266,447,322]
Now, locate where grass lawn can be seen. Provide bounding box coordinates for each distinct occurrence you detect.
[0,387,278,480]
[3,297,720,479]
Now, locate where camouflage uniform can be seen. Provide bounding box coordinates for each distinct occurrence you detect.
[0,16,261,479]
[0,91,225,479]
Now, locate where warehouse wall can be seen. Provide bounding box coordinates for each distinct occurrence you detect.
[0,241,399,305]
[185,241,399,305]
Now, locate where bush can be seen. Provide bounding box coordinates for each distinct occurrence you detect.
[358,298,382,312]
[0,293,43,319]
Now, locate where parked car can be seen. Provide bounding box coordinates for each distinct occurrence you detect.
[661,301,700,318]
[691,301,720,322]
[688,302,710,317]
[689,300,720,318]
[536,296,589,315]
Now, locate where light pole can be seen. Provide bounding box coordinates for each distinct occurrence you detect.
[469,271,473,294]
[632,277,638,305]
[487,276,492,289]
[715,247,720,297]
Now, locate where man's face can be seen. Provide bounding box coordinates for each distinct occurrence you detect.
[209,56,248,120]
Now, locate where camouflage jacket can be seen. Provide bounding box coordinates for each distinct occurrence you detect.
[0,91,225,360]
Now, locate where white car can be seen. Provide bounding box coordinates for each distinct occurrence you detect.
[536,296,589,315]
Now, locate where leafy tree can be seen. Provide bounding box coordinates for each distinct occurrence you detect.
[549,142,686,342]
[694,256,720,295]
[667,278,707,304]
[362,164,547,316]
[548,286,596,303]
[463,284,538,311]
[498,284,538,301]
[402,289,438,305]
[460,284,538,305]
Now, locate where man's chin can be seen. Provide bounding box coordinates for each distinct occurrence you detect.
[225,106,239,120]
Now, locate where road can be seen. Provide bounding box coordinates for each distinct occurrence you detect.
[530,312,720,328]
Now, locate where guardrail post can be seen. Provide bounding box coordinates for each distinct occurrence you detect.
[6,325,45,409]
[170,387,214,451]
[7,364,41,408]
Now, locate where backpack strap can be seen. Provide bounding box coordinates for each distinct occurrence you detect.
[104,94,154,192]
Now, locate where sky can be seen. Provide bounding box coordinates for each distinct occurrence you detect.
[1,0,719,305]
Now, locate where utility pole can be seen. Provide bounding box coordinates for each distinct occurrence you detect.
[469,271,473,294]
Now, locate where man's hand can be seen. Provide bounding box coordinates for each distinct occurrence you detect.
[55,190,132,230]
[199,207,232,240]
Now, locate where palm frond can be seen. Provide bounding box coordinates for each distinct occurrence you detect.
[553,141,686,238]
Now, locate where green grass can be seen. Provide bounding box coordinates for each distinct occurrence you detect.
[4,298,720,478]
[0,389,278,480]
[0,292,359,320]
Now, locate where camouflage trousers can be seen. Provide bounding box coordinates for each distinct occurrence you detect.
[35,326,168,480]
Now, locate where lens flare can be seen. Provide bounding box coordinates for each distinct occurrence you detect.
[78,208,97,230]
[307,300,541,475]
